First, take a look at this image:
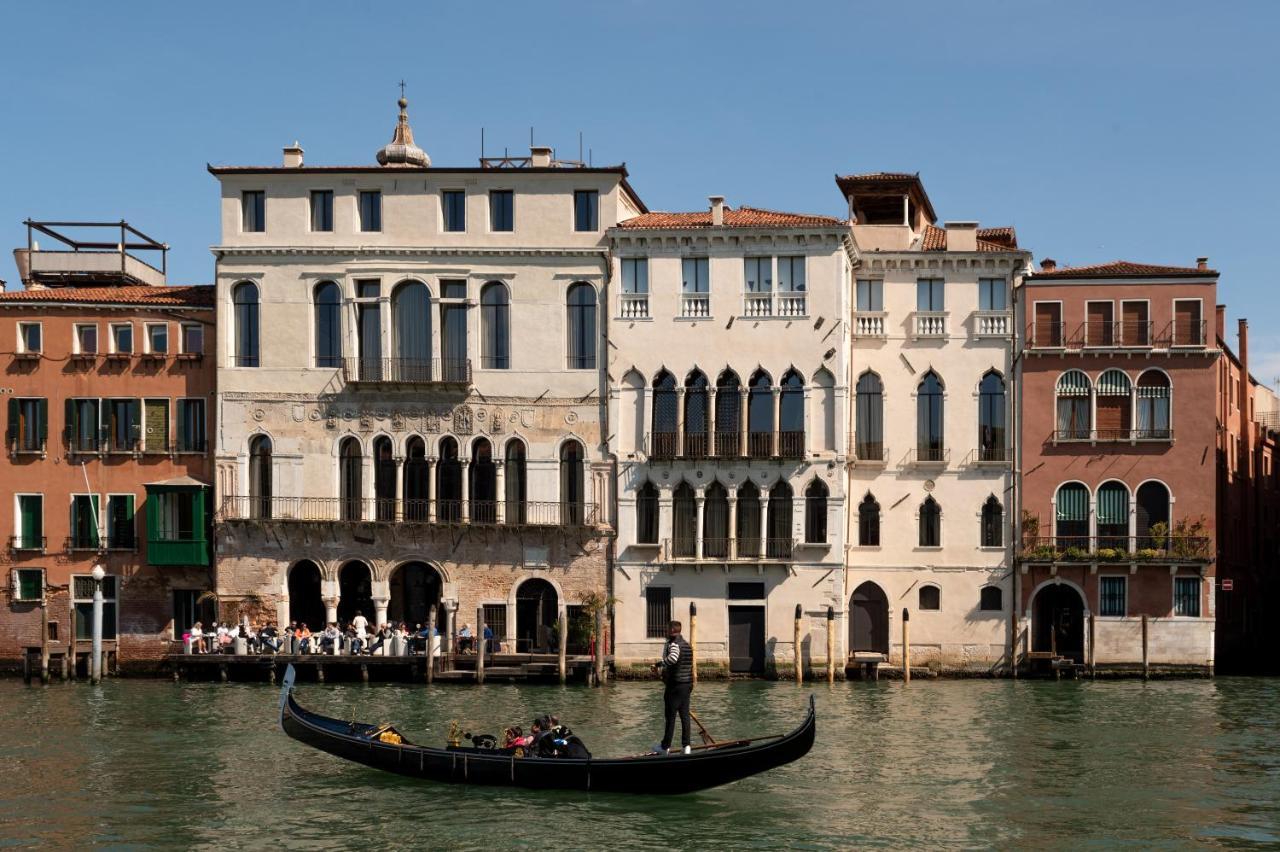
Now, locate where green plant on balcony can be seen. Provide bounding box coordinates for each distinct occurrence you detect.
[1170,515,1210,559]
[1061,547,1087,561]
[1020,511,1040,550]
[1095,547,1123,561]
[1136,548,1160,559]
[1028,545,1058,561]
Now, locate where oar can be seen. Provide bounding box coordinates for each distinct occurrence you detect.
[690,710,717,746]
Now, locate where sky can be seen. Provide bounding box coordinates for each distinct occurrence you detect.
[2,0,1277,377]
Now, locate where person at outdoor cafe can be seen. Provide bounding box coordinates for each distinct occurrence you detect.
[295,623,313,653]
[189,621,207,654]
[259,622,281,653]
[319,622,341,653]
[413,622,436,655]
[367,622,394,655]
[482,623,495,654]
[345,622,365,655]
[458,623,474,654]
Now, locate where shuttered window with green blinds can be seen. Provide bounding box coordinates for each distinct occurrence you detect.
[1055,483,1090,542]
[70,494,100,549]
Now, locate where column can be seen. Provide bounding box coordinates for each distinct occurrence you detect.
[494,461,506,523]
[460,457,471,523]
[393,457,405,522]
[324,597,339,625]
[727,495,738,559]
[426,458,437,523]
[676,387,686,457]
[659,493,673,553]
[374,598,389,628]
[772,387,782,457]
[707,387,718,458]
[695,491,706,560]
[759,497,769,558]
[362,456,374,521]
[739,388,749,457]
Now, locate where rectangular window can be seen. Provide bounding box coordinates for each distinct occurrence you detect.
[645,587,672,639]
[1121,300,1150,346]
[111,324,133,354]
[17,322,41,354]
[309,190,334,232]
[70,494,100,550]
[181,323,204,355]
[14,567,43,601]
[442,190,466,232]
[1174,577,1201,617]
[76,324,98,354]
[441,281,466,299]
[490,190,514,231]
[916,278,945,311]
[15,495,43,551]
[622,258,649,294]
[144,399,169,453]
[154,491,196,542]
[107,494,136,550]
[358,190,382,232]
[107,399,141,452]
[856,279,883,312]
[727,581,766,600]
[147,323,168,354]
[1099,577,1127,617]
[241,190,265,232]
[777,256,806,292]
[1034,302,1062,347]
[67,398,101,453]
[744,257,772,293]
[177,399,206,452]
[482,604,506,646]
[8,398,47,453]
[682,258,709,294]
[1086,301,1114,346]
[1173,300,1203,346]
[574,190,599,232]
[73,574,117,640]
[979,278,1007,311]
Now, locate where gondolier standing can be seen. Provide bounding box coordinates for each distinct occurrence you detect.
[657,620,693,754]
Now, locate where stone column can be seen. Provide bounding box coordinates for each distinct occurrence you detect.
[695,491,706,560]
[394,457,405,522]
[759,496,769,558]
[739,388,749,457]
[659,493,674,553]
[676,387,686,457]
[772,387,782,457]
[460,456,471,523]
[374,597,389,628]
[324,597,339,625]
[494,460,506,523]
[707,387,718,457]
[727,494,738,559]
[427,458,437,523]
[362,455,374,521]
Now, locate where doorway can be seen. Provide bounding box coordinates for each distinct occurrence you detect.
[515,578,558,653]
[337,561,373,624]
[728,606,766,674]
[288,561,324,630]
[849,581,889,655]
[388,561,442,628]
[1032,583,1085,661]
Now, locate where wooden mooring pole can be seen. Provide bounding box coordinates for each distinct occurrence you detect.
[476,606,486,685]
[902,608,911,684]
[593,608,605,687]
[689,602,697,686]
[826,605,835,684]
[794,605,803,684]
[557,612,567,685]
[426,605,436,684]
[1141,613,1149,680]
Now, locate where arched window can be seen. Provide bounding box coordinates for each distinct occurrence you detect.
[672,482,696,558]
[339,437,362,522]
[437,436,462,522]
[232,282,260,367]
[392,281,431,382]
[804,479,828,544]
[981,495,1003,547]
[978,371,1006,461]
[469,438,496,523]
[314,281,342,368]
[919,496,941,547]
[480,282,510,370]
[560,440,585,524]
[248,434,272,519]
[812,368,836,453]
[1136,371,1171,439]
[715,370,742,457]
[651,370,677,459]
[916,372,944,461]
[404,437,428,522]
[373,436,395,522]
[919,585,940,611]
[704,482,729,558]
[855,371,884,461]
[779,369,805,458]
[767,481,793,558]
[736,481,762,558]
[748,370,774,458]
[684,370,709,458]
[980,586,1003,611]
[566,283,597,370]
[1097,481,1130,550]
[636,481,659,544]
[1096,370,1133,440]
[1136,481,1171,548]
[504,439,528,524]
[858,494,880,546]
[1054,482,1089,545]
[1056,370,1091,440]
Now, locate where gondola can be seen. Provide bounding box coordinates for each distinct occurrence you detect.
[277,665,815,793]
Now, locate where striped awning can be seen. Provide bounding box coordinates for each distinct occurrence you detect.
[1096,484,1129,524]
[1055,484,1089,521]
[1096,369,1132,396]
[1136,384,1169,398]
[1056,371,1091,397]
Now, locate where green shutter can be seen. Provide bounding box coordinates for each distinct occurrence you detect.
[36,399,47,445]
[90,495,100,547]
[1096,370,1132,396]
[1056,485,1088,521]
[19,496,40,545]
[6,398,16,444]
[64,399,75,444]
[1056,371,1090,397]
[1096,485,1128,524]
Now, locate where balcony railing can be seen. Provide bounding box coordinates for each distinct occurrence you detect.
[1029,321,1065,349]
[1053,428,1173,444]
[974,446,1012,464]
[777,294,807,317]
[8,535,46,553]
[620,293,650,319]
[1018,535,1212,563]
[853,311,887,338]
[973,311,1012,337]
[851,439,889,465]
[742,293,773,318]
[648,431,804,461]
[912,311,947,339]
[342,358,471,386]
[1168,319,1207,347]
[681,294,710,319]
[218,496,598,527]
[907,446,950,466]
[664,537,795,562]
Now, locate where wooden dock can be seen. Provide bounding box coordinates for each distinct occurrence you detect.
[166,651,606,684]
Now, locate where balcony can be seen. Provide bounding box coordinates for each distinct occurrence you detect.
[647,430,804,461]
[663,537,795,562]
[911,311,947,339]
[1167,319,1208,348]
[619,293,649,319]
[850,440,889,466]
[973,311,1012,338]
[742,292,807,318]
[1052,428,1173,445]
[972,446,1012,465]
[853,311,887,338]
[1018,535,1212,564]
[7,535,46,554]
[342,358,471,386]
[777,294,807,317]
[17,219,168,288]
[906,446,949,467]
[1029,321,1066,349]
[218,496,600,528]
[680,295,710,319]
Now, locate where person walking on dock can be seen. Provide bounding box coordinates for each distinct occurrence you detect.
[656,620,693,755]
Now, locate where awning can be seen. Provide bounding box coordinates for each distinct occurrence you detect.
[1056,371,1091,397]
[1056,485,1089,521]
[1096,370,1132,396]
[1096,484,1129,524]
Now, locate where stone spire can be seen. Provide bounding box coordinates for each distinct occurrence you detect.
[376,85,429,167]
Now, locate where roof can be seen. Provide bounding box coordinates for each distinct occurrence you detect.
[0,284,214,308]
[615,206,845,231]
[1028,261,1217,280]
[921,224,1021,252]
[145,475,210,488]
[835,172,938,224]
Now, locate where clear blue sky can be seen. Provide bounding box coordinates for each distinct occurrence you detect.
[2,1,1277,376]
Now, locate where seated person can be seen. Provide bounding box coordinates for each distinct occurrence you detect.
[345,623,364,655]
[318,623,340,653]
[259,622,280,653]
[457,624,474,654]
[502,726,532,749]
[367,623,394,655]
[296,624,313,653]
[189,621,206,654]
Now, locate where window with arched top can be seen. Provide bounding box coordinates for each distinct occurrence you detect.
[248,435,272,519]
[804,479,828,544]
[1096,481,1130,550]
[919,585,940,611]
[672,482,696,558]
[559,440,585,524]
[684,370,709,458]
[469,438,496,523]
[812,368,836,453]
[566,283,597,370]
[916,372,944,461]
[392,281,431,381]
[855,372,884,461]
[704,482,729,558]
[314,281,342,368]
[779,370,804,458]
[981,495,1003,547]
[1096,370,1133,440]
[374,436,395,522]
[1136,481,1170,548]
[437,436,462,522]
[636,481,659,545]
[339,437,362,522]
[980,586,1003,611]
[858,494,880,546]
[504,439,527,524]
[736,481,762,558]
[651,371,678,459]
[978,371,1006,461]
[715,370,742,457]
[1054,482,1089,545]
[767,481,793,558]
[919,496,941,547]
[233,282,260,367]
[1136,371,1171,439]
[480,282,510,370]
[748,370,774,458]
[1056,371,1092,440]
[404,437,428,521]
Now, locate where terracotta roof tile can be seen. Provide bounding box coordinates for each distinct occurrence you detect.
[920,224,1021,252]
[616,206,844,230]
[0,285,214,307]
[1030,260,1217,279]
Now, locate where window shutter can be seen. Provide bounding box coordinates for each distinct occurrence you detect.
[5,398,16,444]
[64,399,75,444]
[90,495,101,548]
[129,400,142,446]
[36,399,47,445]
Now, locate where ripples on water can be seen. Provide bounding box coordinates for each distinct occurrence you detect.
[1,677,1277,850]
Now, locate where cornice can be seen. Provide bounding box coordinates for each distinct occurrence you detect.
[210,245,610,260]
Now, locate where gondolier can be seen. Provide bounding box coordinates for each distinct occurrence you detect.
[656,620,694,755]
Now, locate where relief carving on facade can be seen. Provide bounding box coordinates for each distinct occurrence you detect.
[453,405,473,435]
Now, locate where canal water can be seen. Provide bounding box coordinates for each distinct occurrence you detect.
[2,677,1278,849]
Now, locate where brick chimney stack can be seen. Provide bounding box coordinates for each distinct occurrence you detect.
[1039,258,1057,272]
[1216,305,1226,342]
[1197,256,1210,271]
[709,196,725,227]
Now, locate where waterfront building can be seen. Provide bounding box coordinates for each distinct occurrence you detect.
[1016,258,1219,672]
[209,97,643,651]
[0,221,214,673]
[842,173,1028,673]
[608,199,852,673]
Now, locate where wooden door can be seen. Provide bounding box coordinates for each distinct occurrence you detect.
[728,606,765,674]
[849,582,889,654]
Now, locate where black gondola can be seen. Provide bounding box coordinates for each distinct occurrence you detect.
[277,665,815,793]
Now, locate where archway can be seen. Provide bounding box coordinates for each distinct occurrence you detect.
[849,581,889,655]
[388,561,442,629]
[515,578,559,653]
[337,561,373,624]
[1032,582,1085,662]
[288,561,324,630]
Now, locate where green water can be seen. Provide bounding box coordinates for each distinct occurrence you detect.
[2,677,1278,849]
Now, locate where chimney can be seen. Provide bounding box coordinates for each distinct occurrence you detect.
[12,248,31,287]
[1197,256,1210,271]
[530,146,552,167]
[944,221,978,252]
[1216,305,1226,342]
[1039,258,1057,272]
[282,142,304,168]
[1239,318,1249,373]
[709,195,725,226]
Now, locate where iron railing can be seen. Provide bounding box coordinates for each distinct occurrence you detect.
[218,496,599,527]
[342,357,471,385]
[8,535,46,552]
[1018,535,1212,562]
[663,537,795,561]
[1053,428,1173,443]
[647,431,804,461]
[908,446,949,465]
